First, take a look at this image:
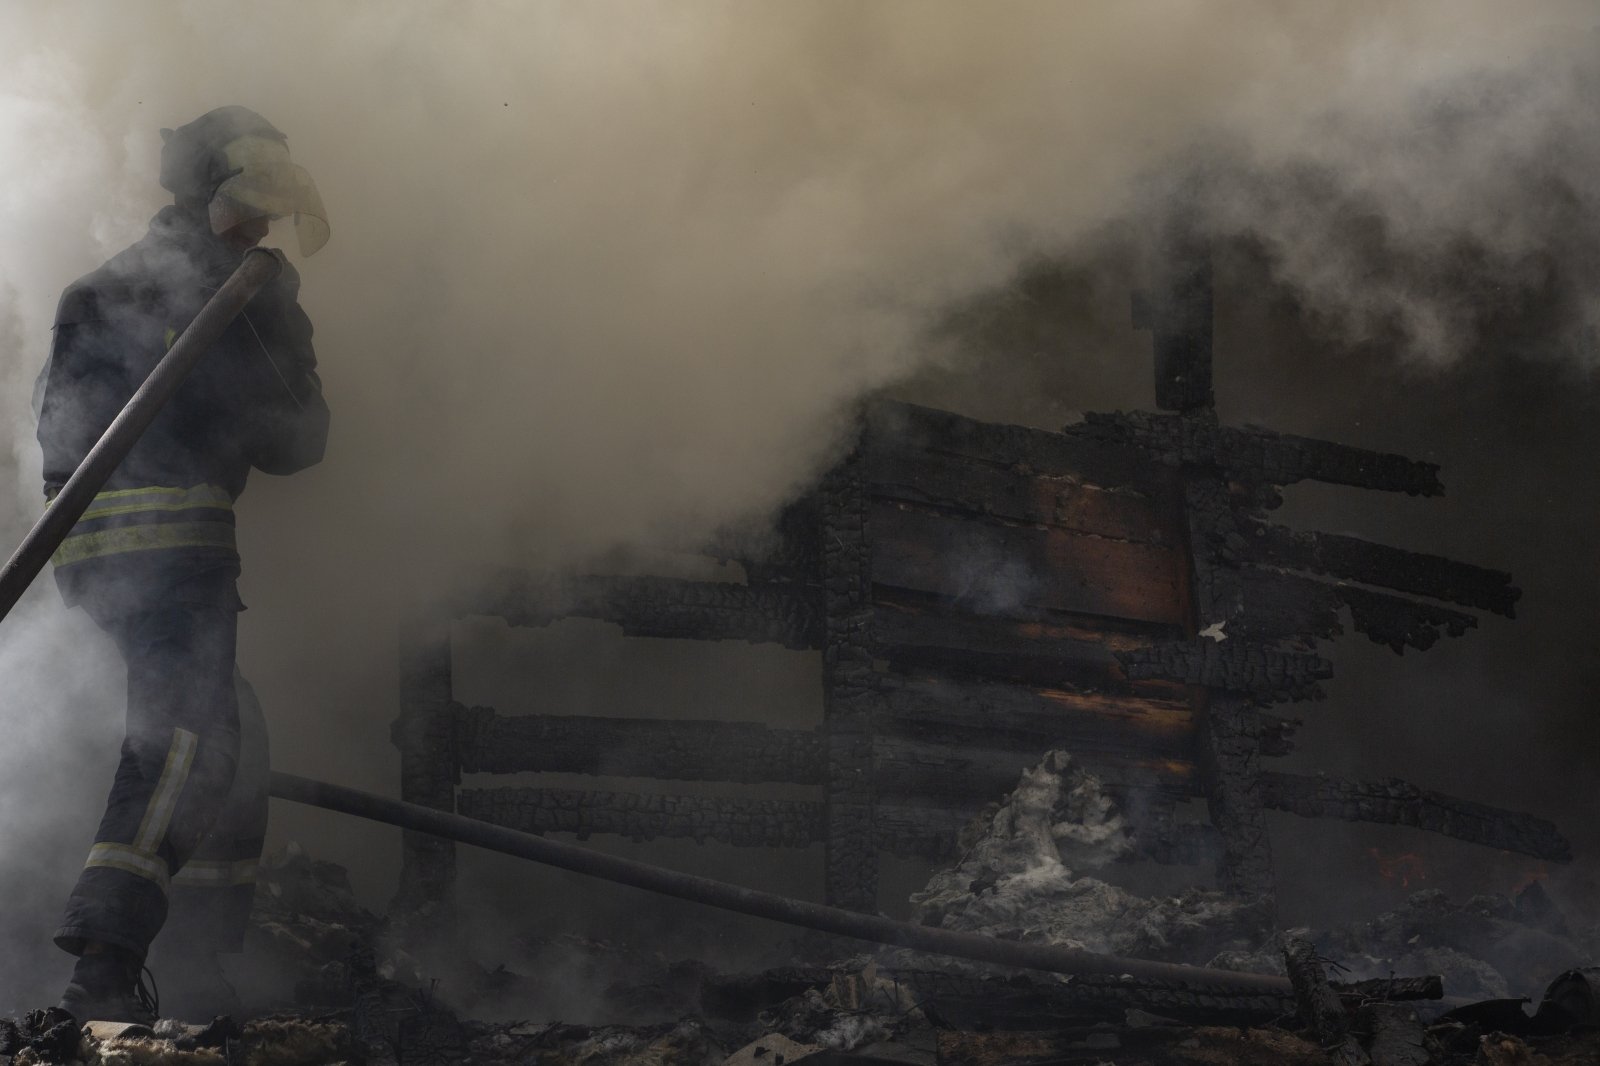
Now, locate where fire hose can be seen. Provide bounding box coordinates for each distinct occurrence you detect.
[0,249,1293,998]
[269,770,1295,996]
[0,248,286,623]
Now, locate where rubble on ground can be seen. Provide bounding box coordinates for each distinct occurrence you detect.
[5,754,1595,1064]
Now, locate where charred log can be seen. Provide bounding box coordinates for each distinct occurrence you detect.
[820,451,879,911]
[458,571,824,649]
[1261,772,1572,862]
[1240,520,1519,618]
[1063,410,1444,496]
[453,704,823,783]
[390,613,458,916]
[863,400,1166,494]
[1116,639,1332,703]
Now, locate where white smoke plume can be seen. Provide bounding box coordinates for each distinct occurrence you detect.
[1,0,1597,1011]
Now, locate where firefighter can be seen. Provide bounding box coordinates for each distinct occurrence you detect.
[34,105,330,1023]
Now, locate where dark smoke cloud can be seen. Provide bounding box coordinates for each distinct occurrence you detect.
[1,0,1598,1010]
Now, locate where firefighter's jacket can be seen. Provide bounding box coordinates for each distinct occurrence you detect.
[35,206,329,616]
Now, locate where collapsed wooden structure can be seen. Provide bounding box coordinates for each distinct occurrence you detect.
[392,256,1569,920]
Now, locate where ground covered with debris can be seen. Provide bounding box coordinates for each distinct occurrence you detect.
[5,755,1596,1064]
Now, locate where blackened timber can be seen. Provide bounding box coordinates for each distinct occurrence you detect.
[1116,638,1332,702]
[871,600,1186,695]
[1240,519,1519,617]
[872,736,1198,802]
[1194,695,1278,902]
[1181,465,1278,911]
[453,703,823,783]
[466,572,823,650]
[864,444,1174,546]
[820,450,879,911]
[1133,242,1215,412]
[862,400,1166,493]
[875,674,1195,761]
[869,500,1188,626]
[1231,569,1480,652]
[1260,772,1572,862]
[458,787,823,848]
[1064,410,1444,496]
[391,613,459,915]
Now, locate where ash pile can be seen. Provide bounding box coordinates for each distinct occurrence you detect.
[5,754,1596,1066]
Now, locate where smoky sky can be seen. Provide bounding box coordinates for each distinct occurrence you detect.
[1,0,1598,1010]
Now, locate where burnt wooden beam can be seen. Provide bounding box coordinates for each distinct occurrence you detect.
[459,571,824,650]
[1180,464,1279,914]
[863,400,1166,493]
[458,787,823,848]
[1229,570,1480,653]
[390,613,459,917]
[868,500,1188,627]
[1115,638,1332,703]
[1064,410,1444,496]
[820,451,879,911]
[875,673,1196,761]
[1240,520,1519,618]
[453,704,823,783]
[864,443,1174,546]
[872,599,1186,695]
[1132,242,1215,412]
[872,735,1198,802]
[1260,772,1572,862]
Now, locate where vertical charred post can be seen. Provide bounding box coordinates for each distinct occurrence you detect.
[1133,236,1214,413]
[1138,236,1277,916]
[1184,475,1277,912]
[391,611,459,918]
[820,446,879,912]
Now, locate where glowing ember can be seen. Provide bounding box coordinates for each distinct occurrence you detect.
[1368,847,1428,888]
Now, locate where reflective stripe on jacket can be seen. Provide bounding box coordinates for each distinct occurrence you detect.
[50,485,236,570]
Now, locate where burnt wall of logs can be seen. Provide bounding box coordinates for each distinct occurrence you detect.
[392,255,1569,918]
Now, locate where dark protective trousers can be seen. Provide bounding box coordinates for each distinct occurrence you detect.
[55,604,270,960]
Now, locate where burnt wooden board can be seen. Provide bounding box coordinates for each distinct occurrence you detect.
[871,601,1186,695]
[863,400,1165,491]
[870,502,1188,627]
[865,444,1174,545]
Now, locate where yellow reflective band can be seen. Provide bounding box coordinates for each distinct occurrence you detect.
[79,484,233,522]
[134,728,198,854]
[172,858,259,888]
[51,521,237,567]
[164,326,177,349]
[85,842,170,894]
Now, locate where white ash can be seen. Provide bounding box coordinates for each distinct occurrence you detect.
[907,751,1264,966]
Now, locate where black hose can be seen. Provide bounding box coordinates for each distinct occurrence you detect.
[268,770,1293,995]
[0,249,285,627]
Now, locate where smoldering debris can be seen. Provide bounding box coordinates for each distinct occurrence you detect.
[6,752,1589,1065]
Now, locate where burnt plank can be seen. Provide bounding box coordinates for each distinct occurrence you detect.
[872,735,1198,802]
[458,787,823,848]
[820,451,880,911]
[864,444,1173,545]
[876,673,1195,761]
[870,502,1187,626]
[391,613,459,915]
[1064,410,1444,496]
[453,704,823,783]
[871,602,1185,695]
[863,400,1164,491]
[1260,772,1572,862]
[1116,638,1333,703]
[460,571,824,649]
[1241,520,1519,617]
[1232,568,1480,652]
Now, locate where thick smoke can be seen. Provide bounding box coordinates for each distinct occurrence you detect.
[1,0,1597,1010]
